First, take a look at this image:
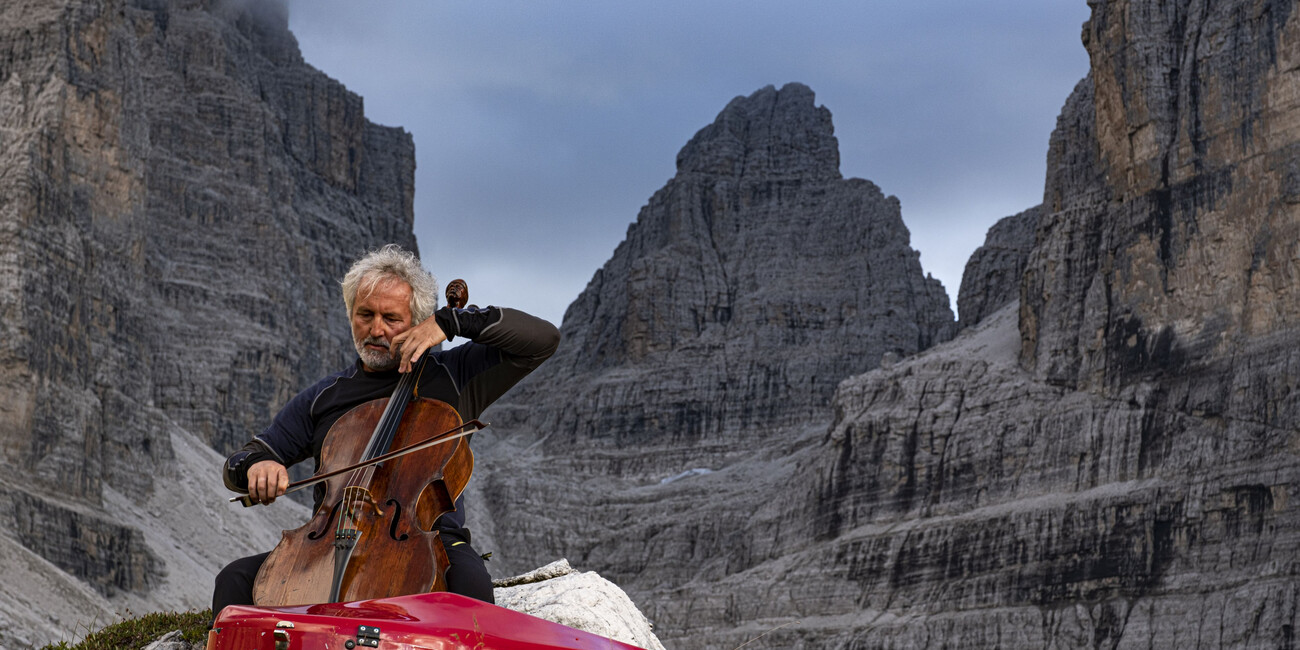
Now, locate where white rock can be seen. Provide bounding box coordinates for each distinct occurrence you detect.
[495,560,666,650]
[142,629,187,650]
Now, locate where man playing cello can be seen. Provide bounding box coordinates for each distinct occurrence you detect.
[212,244,559,619]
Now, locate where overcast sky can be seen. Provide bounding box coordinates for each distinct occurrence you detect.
[285,1,1093,327]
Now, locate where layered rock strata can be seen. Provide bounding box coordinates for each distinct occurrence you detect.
[472,82,957,639]
[652,0,1300,646]
[956,205,1040,328]
[487,82,953,461]
[483,1,1300,648]
[0,0,413,644]
[1023,0,1300,393]
[628,305,1298,648]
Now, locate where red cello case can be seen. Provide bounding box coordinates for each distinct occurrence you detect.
[208,591,648,650]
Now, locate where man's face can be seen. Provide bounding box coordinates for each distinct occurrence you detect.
[351,277,414,372]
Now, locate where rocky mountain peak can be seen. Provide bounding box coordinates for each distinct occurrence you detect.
[478,2,1300,648]
[485,83,953,460]
[674,82,842,183]
[957,205,1041,328]
[473,84,957,634]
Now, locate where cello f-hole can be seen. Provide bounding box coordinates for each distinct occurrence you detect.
[307,502,342,541]
[386,498,409,541]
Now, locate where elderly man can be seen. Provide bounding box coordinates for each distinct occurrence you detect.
[212,244,559,618]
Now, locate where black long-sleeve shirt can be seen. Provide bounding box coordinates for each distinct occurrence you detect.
[222,305,559,528]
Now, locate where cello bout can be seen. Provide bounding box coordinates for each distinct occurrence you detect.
[252,398,472,606]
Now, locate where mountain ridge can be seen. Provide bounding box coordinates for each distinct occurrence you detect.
[478,1,1300,647]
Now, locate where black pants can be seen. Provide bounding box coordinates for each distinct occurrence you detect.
[211,526,493,624]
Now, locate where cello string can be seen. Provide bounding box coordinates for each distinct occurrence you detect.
[360,348,421,462]
[336,352,425,538]
[370,350,426,460]
[374,355,419,455]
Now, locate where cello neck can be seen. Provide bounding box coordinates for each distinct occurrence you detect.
[362,355,426,461]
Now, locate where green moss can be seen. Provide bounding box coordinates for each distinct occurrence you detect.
[39,609,210,650]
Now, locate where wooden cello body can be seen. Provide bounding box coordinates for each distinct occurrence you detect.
[252,279,474,606]
[253,397,472,605]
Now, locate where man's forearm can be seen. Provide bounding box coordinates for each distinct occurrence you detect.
[435,306,560,367]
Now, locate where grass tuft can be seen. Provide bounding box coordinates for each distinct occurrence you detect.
[38,609,211,650]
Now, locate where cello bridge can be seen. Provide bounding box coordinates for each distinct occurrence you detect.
[341,486,385,522]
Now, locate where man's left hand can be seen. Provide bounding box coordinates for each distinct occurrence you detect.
[391,318,447,373]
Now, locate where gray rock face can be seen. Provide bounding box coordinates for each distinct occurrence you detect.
[956,205,1040,328]
[1022,0,1300,393]
[479,2,1300,649]
[10,489,160,597]
[472,83,956,644]
[673,0,1300,647]
[797,304,1300,648]
[488,82,954,457]
[0,0,414,637]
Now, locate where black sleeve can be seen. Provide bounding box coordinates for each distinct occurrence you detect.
[434,306,560,420]
[222,440,277,492]
[220,372,342,492]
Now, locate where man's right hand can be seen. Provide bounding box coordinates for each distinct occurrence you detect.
[247,460,289,504]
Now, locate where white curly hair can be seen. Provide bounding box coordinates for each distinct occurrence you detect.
[341,244,439,323]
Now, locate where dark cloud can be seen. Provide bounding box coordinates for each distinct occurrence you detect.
[286,0,1092,327]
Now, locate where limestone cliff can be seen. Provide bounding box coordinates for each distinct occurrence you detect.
[956,205,1040,328]
[472,83,957,644]
[486,82,953,461]
[1024,0,1300,393]
[0,0,413,644]
[654,0,1300,647]
[479,1,1300,648]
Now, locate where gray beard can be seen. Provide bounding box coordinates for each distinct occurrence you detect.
[355,337,398,371]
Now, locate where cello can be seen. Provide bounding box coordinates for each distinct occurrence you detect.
[248,279,479,606]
